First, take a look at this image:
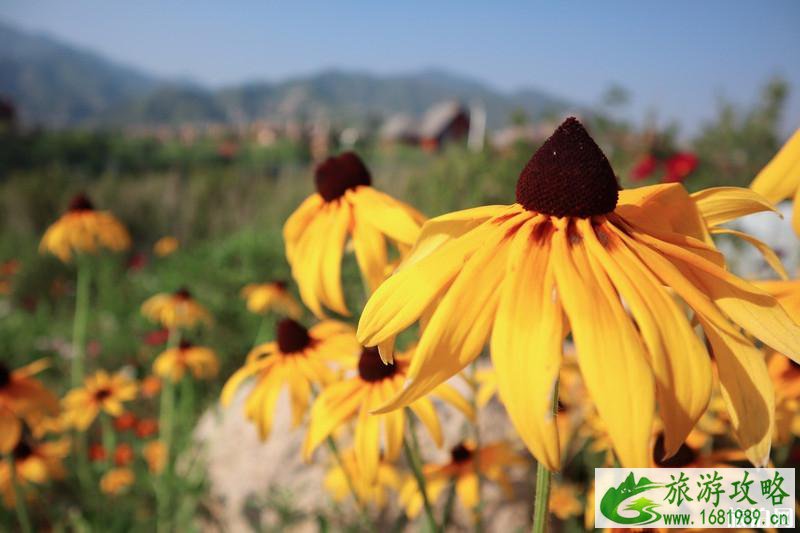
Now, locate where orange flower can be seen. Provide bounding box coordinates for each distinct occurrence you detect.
[114,443,135,467]
[113,412,138,432]
[140,375,162,398]
[99,468,134,495]
[153,236,179,257]
[0,359,59,453]
[136,418,158,438]
[141,288,211,329]
[62,370,137,430]
[143,440,167,474]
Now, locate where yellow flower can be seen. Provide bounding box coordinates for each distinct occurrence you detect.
[283,151,425,317]
[153,340,219,382]
[358,118,800,469]
[303,346,472,482]
[153,236,179,257]
[141,288,211,329]
[143,440,168,474]
[62,370,138,430]
[767,351,800,444]
[324,448,400,508]
[240,281,302,318]
[0,437,70,507]
[750,128,800,235]
[399,441,523,518]
[99,467,134,495]
[0,359,59,453]
[755,278,800,322]
[40,193,130,262]
[549,482,583,521]
[221,318,359,439]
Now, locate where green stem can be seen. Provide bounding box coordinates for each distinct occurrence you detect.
[157,328,180,533]
[100,414,116,469]
[403,411,439,533]
[469,361,483,533]
[531,382,559,533]
[253,314,271,346]
[71,257,91,388]
[324,435,373,528]
[6,455,32,533]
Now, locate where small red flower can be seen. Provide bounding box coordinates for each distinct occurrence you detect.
[114,412,138,432]
[136,418,158,438]
[114,443,135,466]
[631,154,658,181]
[663,152,698,183]
[144,329,170,346]
[89,443,107,462]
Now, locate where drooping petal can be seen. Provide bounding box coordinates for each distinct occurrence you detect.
[431,382,474,421]
[317,200,351,315]
[354,386,382,482]
[408,398,443,447]
[291,206,332,317]
[701,318,774,466]
[585,219,711,458]
[374,217,518,413]
[351,211,389,293]
[349,187,421,246]
[358,217,503,347]
[490,218,562,470]
[455,472,480,510]
[617,183,709,241]
[749,128,800,204]
[303,379,368,459]
[710,227,788,280]
[284,194,324,262]
[691,187,779,227]
[552,222,655,468]
[631,225,800,359]
[0,410,21,454]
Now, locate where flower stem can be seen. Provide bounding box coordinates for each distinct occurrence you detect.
[469,361,484,533]
[403,411,440,533]
[324,435,372,528]
[6,455,32,533]
[100,413,116,468]
[71,256,91,388]
[531,382,559,533]
[157,328,180,533]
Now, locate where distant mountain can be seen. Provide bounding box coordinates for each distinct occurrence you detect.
[0,20,157,126]
[0,20,577,129]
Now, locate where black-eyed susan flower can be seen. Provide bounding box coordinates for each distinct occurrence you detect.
[99,467,134,495]
[40,193,130,262]
[0,437,70,507]
[283,152,425,317]
[141,288,211,330]
[221,318,359,439]
[750,128,800,235]
[241,281,302,318]
[399,441,523,518]
[143,440,167,474]
[359,118,800,469]
[153,340,219,382]
[153,236,179,257]
[303,346,472,482]
[0,360,58,453]
[324,448,400,508]
[62,370,138,430]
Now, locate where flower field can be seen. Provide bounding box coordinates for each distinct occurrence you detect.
[1,87,799,533]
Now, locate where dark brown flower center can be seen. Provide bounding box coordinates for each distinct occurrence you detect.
[516,117,619,217]
[357,347,397,382]
[652,433,698,468]
[68,193,95,212]
[276,318,312,353]
[0,363,10,388]
[12,440,33,460]
[450,443,473,464]
[174,287,192,300]
[273,280,288,291]
[94,387,113,402]
[314,151,372,202]
[178,340,193,350]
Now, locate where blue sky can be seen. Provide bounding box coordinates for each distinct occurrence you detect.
[2,0,799,134]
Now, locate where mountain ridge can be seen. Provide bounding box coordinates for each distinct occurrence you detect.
[0,20,577,129]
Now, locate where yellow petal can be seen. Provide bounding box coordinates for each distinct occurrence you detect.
[430,382,474,421]
[691,187,780,227]
[408,399,443,447]
[749,128,800,204]
[349,187,421,246]
[617,183,709,241]
[374,218,516,413]
[710,227,788,280]
[351,213,389,293]
[701,318,774,466]
[552,223,654,468]
[284,194,324,263]
[357,217,499,346]
[0,410,21,454]
[291,207,331,318]
[456,472,479,510]
[354,386,382,482]
[317,201,351,315]
[585,219,711,458]
[303,380,367,459]
[490,218,562,470]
